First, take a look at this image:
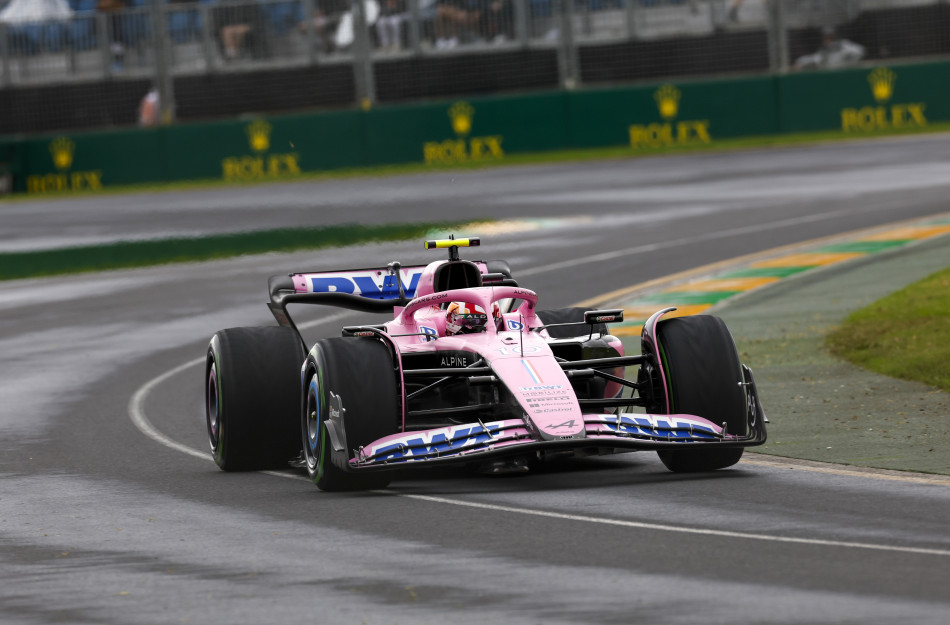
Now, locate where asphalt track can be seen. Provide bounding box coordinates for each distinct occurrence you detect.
[2,134,950,624]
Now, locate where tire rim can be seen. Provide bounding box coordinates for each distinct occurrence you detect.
[304,375,322,471]
[207,361,220,450]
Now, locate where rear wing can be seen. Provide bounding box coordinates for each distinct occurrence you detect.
[267,260,516,345]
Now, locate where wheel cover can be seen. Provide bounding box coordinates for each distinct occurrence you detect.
[304,375,324,474]
[206,361,220,451]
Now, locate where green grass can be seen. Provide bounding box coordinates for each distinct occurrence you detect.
[827,266,950,392]
[0,222,465,281]
[5,120,950,202]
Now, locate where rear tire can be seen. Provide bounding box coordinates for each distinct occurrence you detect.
[303,338,398,491]
[206,326,305,471]
[654,315,747,472]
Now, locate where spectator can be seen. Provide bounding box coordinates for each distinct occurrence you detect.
[97,0,127,71]
[375,0,405,52]
[795,26,865,70]
[435,0,480,48]
[138,87,159,126]
[482,0,512,43]
[214,0,264,60]
[298,3,332,52]
[728,0,760,23]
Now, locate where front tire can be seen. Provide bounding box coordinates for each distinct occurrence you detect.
[654,315,747,472]
[206,326,305,471]
[303,338,399,491]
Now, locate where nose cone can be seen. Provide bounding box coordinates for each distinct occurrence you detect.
[491,356,585,440]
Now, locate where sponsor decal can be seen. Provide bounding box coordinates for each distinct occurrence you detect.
[27,137,104,193]
[420,326,438,342]
[519,384,563,392]
[629,84,712,149]
[495,345,542,356]
[423,101,505,166]
[506,319,524,331]
[307,269,423,299]
[602,414,718,439]
[841,68,927,133]
[520,359,543,384]
[370,423,501,462]
[528,395,572,402]
[412,292,452,307]
[440,355,469,367]
[221,119,302,182]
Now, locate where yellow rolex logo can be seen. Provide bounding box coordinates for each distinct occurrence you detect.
[49,137,75,171]
[449,102,474,137]
[29,136,103,193]
[654,85,681,121]
[246,120,272,153]
[868,67,896,103]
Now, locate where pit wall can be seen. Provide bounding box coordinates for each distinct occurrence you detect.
[3,59,947,195]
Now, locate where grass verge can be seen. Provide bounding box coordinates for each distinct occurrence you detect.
[826,266,950,392]
[0,222,464,281]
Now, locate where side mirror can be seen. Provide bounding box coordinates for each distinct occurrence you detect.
[584,309,624,325]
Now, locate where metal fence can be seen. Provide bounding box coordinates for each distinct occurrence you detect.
[1,0,948,134]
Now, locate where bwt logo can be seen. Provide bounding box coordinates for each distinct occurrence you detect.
[605,415,717,440]
[310,272,422,299]
[371,424,501,462]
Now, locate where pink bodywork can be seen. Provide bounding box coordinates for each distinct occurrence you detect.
[387,285,588,439]
[292,260,730,467]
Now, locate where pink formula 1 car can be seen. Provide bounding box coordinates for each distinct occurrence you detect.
[205,237,767,490]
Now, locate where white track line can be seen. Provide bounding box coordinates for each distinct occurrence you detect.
[127,310,353,463]
[129,357,208,462]
[390,493,950,558]
[129,369,950,557]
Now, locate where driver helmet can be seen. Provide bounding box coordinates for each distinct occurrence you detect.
[446,302,489,335]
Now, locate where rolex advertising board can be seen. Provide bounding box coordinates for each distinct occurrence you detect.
[162,111,363,183]
[361,93,567,167]
[19,129,165,194]
[5,60,950,194]
[777,61,950,134]
[567,76,779,150]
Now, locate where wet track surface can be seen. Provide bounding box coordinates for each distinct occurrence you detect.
[2,135,950,623]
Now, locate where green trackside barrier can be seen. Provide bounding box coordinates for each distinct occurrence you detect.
[777,60,950,135]
[360,92,569,167]
[15,128,166,193]
[164,109,365,183]
[7,59,950,195]
[568,75,780,150]
[0,140,19,195]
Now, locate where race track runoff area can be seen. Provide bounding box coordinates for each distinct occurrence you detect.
[591,214,950,475]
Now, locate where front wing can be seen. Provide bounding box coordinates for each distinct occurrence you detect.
[348,411,768,470]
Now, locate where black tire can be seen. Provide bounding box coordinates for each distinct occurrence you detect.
[206,326,306,471]
[303,337,398,491]
[654,315,747,472]
[536,307,607,339]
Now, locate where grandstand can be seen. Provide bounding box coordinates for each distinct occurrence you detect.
[0,0,948,135]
